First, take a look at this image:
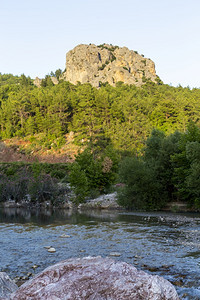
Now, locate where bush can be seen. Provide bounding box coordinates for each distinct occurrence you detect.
[28,174,59,203]
[69,163,89,204]
[69,146,119,203]
[0,168,31,202]
[0,165,65,205]
[117,129,181,210]
[117,157,164,210]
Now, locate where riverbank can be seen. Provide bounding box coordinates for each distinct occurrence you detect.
[0,191,196,213]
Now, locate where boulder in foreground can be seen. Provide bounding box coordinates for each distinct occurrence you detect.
[10,256,179,300]
[0,272,18,299]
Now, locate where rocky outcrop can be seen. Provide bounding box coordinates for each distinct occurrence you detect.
[33,76,58,87]
[63,43,158,87]
[78,192,121,210]
[33,77,42,88]
[9,256,179,300]
[0,272,18,300]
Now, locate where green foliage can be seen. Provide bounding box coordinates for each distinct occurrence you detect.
[118,157,163,210]
[123,66,129,71]
[1,73,200,159]
[20,74,33,86]
[98,64,106,71]
[97,44,119,52]
[171,122,200,208]
[0,168,31,203]
[69,145,119,204]
[69,163,89,203]
[0,162,70,180]
[0,73,21,86]
[0,163,69,204]
[41,75,54,87]
[118,124,200,210]
[118,129,181,210]
[28,174,58,203]
[2,72,200,210]
[110,53,116,62]
[141,60,146,66]
[1,75,200,154]
[50,69,62,80]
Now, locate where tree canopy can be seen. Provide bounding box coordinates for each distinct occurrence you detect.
[1,74,200,155]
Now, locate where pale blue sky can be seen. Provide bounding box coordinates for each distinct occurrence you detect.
[1,0,200,88]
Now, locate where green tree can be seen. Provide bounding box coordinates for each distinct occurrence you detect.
[118,157,163,210]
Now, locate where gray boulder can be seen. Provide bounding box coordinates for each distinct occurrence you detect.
[0,272,18,299]
[10,256,179,300]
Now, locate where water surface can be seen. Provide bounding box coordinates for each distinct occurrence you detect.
[0,208,200,299]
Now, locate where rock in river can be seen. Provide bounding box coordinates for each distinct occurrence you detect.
[109,252,121,257]
[47,247,56,253]
[9,256,179,300]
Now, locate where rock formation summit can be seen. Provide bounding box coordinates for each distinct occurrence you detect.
[62,43,158,87]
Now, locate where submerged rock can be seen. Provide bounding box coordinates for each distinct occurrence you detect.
[0,272,18,299]
[9,256,179,300]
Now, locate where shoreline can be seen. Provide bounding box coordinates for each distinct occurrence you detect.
[0,192,198,213]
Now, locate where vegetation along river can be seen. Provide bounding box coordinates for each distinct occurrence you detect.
[0,208,200,299]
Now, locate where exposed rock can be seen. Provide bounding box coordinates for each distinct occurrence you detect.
[33,76,58,87]
[60,234,71,238]
[33,76,42,87]
[109,252,121,257]
[50,76,59,85]
[63,43,158,87]
[78,192,121,210]
[10,256,179,300]
[0,272,18,299]
[47,247,56,253]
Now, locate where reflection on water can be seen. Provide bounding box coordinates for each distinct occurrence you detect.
[0,207,200,300]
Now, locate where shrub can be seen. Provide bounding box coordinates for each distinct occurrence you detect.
[123,66,129,71]
[0,168,31,202]
[69,146,119,203]
[28,174,59,203]
[0,165,66,205]
[98,64,106,71]
[69,163,89,203]
[117,157,164,210]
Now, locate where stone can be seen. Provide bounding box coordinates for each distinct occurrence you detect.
[62,43,159,87]
[60,234,71,238]
[0,272,18,299]
[109,252,121,257]
[31,265,39,270]
[47,247,56,253]
[78,192,121,210]
[33,76,58,88]
[43,246,51,249]
[10,256,180,300]
[33,77,42,88]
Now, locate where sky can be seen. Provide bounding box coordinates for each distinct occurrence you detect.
[1,0,200,88]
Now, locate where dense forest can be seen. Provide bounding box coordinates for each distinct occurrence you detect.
[1,73,200,153]
[1,72,200,210]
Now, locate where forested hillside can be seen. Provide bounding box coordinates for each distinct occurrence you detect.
[0,73,200,156]
[1,73,200,209]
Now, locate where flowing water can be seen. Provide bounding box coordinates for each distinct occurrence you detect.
[0,207,200,299]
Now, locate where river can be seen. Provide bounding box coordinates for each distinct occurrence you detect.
[0,207,200,299]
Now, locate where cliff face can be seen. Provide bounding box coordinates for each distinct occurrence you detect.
[63,44,158,87]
